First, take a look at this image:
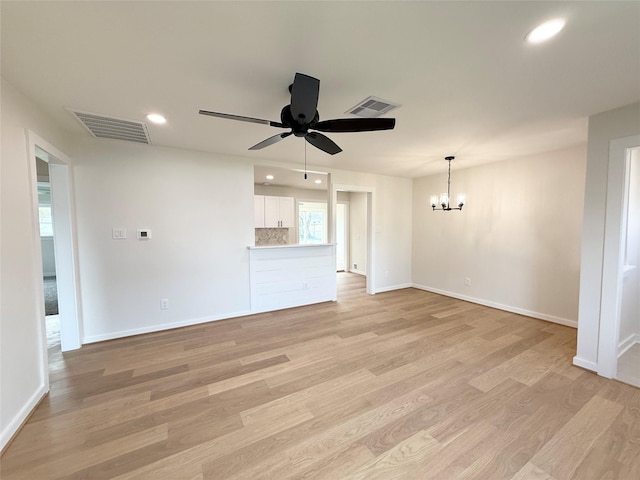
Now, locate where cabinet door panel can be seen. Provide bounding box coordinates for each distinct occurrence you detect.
[254,195,265,228]
[279,196,295,228]
[264,196,281,227]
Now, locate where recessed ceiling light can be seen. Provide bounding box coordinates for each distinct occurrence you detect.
[146,113,167,124]
[314,179,322,184]
[266,175,274,180]
[526,19,565,44]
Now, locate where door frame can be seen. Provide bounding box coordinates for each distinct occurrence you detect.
[597,135,640,378]
[27,130,82,353]
[331,184,375,295]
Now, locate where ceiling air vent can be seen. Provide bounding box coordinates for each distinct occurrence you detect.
[346,96,400,118]
[67,109,151,144]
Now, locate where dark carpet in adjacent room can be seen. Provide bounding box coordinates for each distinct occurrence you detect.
[44,277,58,316]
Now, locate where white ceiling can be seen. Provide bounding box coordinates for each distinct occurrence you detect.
[2,1,639,177]
[254,165,328,191]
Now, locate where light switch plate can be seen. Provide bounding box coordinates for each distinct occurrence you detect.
[112,227,126,239]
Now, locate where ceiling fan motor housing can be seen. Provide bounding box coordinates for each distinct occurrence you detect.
[280,105,319,136]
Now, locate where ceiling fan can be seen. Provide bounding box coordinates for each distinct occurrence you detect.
[199,73,396,155]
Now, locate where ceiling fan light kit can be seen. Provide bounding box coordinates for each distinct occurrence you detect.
[431,156,465,212]
[199,73,396,156]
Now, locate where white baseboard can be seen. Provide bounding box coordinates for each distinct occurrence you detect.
[618,333,640,358]
[348,269,366,276]
[573,356,598,372]
[83,310,252,344]
[1,383,47,452]
[411,283,578,329]
[375,283,412,294]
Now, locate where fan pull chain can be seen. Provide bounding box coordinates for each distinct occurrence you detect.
[304,140,308,179]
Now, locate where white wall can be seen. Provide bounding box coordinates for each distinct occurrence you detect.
[0,78,72,449]
[412,145,586,326]
[70,139,255,343]
[575,102,640,371]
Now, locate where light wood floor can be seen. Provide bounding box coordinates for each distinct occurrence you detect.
[2,273,639,479]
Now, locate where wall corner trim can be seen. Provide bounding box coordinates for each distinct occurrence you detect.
[0,383,48,452]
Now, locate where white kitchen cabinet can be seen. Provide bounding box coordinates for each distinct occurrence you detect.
[278,196,294,227]
[254,195,265,228]
[255,195,294,228]
[264,196,281,227]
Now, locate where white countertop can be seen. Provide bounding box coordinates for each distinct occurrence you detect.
[248,243,335,250]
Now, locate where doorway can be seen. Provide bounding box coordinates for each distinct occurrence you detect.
[36,169,61,353]
[616,146,640,387]
[28,132,82,353]
[332,184,375,296]
[598,137,640,385]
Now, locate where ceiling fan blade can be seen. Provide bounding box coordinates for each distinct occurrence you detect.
[305,132,342,155]
[199,110,285,128]
[290,73,319,125]
[249,132,292,150]
[313,117,396,133]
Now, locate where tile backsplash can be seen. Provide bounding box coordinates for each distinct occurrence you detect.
[255,228,289,246]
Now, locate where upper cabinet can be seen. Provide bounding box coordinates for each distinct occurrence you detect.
[254,195,266,228]
[255,195,294,228]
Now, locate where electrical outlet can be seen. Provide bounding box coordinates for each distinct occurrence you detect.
[464,277,471,286]
[354,263,358,269]
[160,299,169,310]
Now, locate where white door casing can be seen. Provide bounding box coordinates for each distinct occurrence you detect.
[597,135,640,378]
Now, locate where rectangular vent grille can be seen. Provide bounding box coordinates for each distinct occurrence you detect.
[67,109,151,144]
[346,96,400,118]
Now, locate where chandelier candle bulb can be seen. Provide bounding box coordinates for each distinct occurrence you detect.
[430,195,439,208]
[457,193,466,208]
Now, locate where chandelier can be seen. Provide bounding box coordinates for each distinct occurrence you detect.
[431,156,466,211]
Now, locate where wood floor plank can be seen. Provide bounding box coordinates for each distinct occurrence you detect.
[342,429,442,480]
[528,394,624,479]
[2,273,638,479]
[510,462,557,480]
